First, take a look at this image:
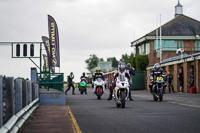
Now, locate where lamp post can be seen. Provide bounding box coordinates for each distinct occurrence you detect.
[176,48,184,60]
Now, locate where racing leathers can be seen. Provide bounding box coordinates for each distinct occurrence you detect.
[92,72,105,81]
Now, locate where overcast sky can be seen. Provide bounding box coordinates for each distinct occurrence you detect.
[0,0,200,82]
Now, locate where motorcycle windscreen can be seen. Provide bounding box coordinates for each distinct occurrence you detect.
[97,78,102,82]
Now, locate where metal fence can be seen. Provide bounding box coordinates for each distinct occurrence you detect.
[37,73,64,92]
[131,71,147,90]
[0,75,39,132]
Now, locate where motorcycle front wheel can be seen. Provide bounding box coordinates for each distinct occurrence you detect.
[153,93,158,101]
[121,92,126,108]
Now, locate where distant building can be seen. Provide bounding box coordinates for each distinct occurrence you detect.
[97,61,112,73]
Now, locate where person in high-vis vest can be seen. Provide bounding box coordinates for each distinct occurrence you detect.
[65,72,76,95]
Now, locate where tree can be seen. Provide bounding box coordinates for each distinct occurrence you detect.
[107,57,118,68]
[120,54,130,64]
[135,55,149,71]
[129,53,136,69]
[85,54,99,71]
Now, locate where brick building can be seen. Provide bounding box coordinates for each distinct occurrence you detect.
[131,1,200,66]
[131,1,200,93]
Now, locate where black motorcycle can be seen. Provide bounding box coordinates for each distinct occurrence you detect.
[153,76,165,102]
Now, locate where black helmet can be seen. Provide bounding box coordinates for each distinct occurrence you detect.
[118,62,126,72]
[127,63,131,68]
[154,63,160,70]
[83,72,85,76]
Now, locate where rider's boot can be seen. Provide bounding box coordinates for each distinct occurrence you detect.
[129,89,134,101]
[149,85,153,93]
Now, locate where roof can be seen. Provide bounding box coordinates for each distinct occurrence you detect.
[147,15,200,36]
[131,15,200,46]
[161,52,200,64]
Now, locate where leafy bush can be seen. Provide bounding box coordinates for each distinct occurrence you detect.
[135,55,148,71]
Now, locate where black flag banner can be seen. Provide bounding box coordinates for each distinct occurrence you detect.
[42,54,49,72]
[48,15,60,68]
[42,36,55,73]
[42,36,51,67]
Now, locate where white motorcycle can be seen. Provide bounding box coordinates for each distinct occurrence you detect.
[112,75,129,108]
[93,78,105,100]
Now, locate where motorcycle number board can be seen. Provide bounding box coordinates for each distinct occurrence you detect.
[156,77,163,81]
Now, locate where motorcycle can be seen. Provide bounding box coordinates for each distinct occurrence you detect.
[152,76,165,102]
[112,75,129,108]
[79,78,87,94]
[93,78,105,100]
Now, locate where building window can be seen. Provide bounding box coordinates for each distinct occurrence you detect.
[138,44,145,55]
[196,41,200,51]
[154,40,165,51]
[146,42,150,54]
[163,40,175,51]
[138,46,141,55]
[175,41,183,49]
[154,40,183,51]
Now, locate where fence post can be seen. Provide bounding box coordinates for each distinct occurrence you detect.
[35,82,39,99]
[27,81,32,104]
[15,78,22,114]
[32,82,35,101]
[22,80,27,108]
[5,77,15,121]
[0,76,2,127]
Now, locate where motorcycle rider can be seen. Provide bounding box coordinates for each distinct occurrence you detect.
[65,72,76,95]
[125,63,135,101]
[107,62,130,100]
[80,72,87,94]
[92,67,105,81]
[149,63,167,94]
[92,67,105,91]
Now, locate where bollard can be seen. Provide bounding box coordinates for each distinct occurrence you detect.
[22,80,27,108]
[15,78,22,114]
[27,81,32,104]
[0,76,3,127]
[5,77,15,121]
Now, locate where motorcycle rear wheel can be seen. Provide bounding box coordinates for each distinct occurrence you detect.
[97,96,101,100]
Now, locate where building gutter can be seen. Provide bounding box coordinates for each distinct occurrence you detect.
[131,36,146,47]
[131,35,200,47]
[146,54,200,70]
[146,36,200,40]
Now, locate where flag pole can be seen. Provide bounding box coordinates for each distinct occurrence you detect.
[160,14,162,63]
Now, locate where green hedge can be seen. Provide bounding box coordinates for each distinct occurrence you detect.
[133,55,148,71]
